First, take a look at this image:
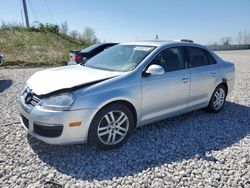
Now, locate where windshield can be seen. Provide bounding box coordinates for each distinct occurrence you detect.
[81,43,102,53]
[84,44,156,72]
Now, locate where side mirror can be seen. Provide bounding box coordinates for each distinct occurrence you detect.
[144,64,165,76]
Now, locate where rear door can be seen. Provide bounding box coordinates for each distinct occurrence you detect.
[186,47,218,108]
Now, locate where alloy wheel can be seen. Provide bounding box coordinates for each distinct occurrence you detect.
[97,110,129,145]
[213,88,225,110]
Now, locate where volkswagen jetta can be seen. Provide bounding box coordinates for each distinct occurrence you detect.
[20,41,235,149]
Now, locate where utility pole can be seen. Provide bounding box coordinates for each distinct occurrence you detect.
[22,0,30,28]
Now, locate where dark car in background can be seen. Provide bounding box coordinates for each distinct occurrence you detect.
[68,43,118,65]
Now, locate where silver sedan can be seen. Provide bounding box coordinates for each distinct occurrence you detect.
[20,41,235,149]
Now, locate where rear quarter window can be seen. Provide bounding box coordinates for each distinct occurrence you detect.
[204,50,217,64]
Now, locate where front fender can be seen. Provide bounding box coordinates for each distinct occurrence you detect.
[71,75,142,124]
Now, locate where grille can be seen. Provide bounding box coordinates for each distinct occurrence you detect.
[29,95,41,106]
[23,88,42,107]
[21,114,29,129]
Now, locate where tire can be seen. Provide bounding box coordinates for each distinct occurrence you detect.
[88,103,134,150]
[208,84,227,113]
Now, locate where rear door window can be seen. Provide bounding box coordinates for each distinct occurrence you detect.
[187,47,209,68]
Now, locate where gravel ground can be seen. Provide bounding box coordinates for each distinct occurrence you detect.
[0,50,250,187]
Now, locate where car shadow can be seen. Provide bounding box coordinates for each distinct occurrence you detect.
[28,101,250,181]
[0,79,13,93]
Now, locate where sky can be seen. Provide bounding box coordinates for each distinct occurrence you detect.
[0,0,250,44]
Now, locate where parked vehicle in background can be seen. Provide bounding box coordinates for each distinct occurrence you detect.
[68,43,118,65]
[20,40,235,150]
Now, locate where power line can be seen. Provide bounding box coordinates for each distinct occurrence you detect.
[27,0,39,23]
[42,0,55,23]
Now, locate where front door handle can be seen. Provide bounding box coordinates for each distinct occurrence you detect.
[182,77,189,83]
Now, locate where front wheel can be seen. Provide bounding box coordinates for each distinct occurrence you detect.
[208,85,227,113]
[88,103,134,150]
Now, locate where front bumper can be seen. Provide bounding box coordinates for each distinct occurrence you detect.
[19,100,97,145]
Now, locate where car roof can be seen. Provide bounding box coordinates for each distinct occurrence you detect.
[100,42,119,45]
[122,40,206,49]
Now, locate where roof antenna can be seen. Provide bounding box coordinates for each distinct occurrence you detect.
[155,34,159,40]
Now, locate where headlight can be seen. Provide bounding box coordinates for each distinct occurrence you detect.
[40,92,75,111]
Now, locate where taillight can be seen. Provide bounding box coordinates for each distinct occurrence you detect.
[75,54,82,61]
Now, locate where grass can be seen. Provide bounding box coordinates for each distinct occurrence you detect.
[0,28,86,68]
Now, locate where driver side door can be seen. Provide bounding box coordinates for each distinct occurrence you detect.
[141,47,190,124]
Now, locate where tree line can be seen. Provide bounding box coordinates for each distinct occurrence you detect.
[60,22,98,44]
[220,30,250,46]
[0,21,98,45]
[1,21,249,46]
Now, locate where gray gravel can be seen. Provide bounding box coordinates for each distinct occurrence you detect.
[0,50,250,187]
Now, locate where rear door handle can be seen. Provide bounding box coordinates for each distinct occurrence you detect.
[182,77,189,83]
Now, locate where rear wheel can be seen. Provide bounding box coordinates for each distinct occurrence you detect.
[88,103,134,150]
[208,85,227,113]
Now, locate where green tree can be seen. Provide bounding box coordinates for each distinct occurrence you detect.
[60,22,68,35]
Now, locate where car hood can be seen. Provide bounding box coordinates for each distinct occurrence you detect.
[27,65,123,95]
